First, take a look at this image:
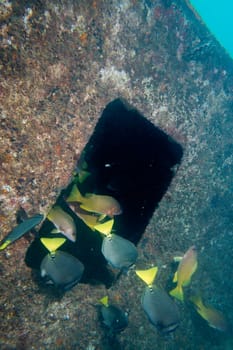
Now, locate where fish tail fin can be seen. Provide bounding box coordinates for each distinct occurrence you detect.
[94,219,114,236]
[135,266,158,286]
[66,184,83,203]
[99,296,109,307]
[169,285,184,301]
[40,237,66,253]
[0,240,11,250]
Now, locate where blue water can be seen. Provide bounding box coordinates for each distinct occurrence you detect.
[190,0,233,58]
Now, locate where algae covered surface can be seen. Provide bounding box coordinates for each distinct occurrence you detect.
[0,0,233,349]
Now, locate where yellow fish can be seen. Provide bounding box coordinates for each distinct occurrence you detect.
[190,295,229,332]
[68,202,100,231]
[169,246,198,301]
[47,206,76,242]
[66,184,122,217]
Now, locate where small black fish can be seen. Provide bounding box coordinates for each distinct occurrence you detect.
[99,296,128,334]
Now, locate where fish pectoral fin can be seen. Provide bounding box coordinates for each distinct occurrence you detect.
[169,285,184,302]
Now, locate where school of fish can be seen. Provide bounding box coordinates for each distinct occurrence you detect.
[0,155,229,337]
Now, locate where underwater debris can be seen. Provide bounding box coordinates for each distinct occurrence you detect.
[169,246,198,301]
[136,267,180,333]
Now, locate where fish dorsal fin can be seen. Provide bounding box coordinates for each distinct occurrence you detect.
[99,296,109,307]
[40,237,66,253]
[173,271,178,283]
[136,266,158,286]
[94,219,114,236]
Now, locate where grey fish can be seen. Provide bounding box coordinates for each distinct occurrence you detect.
[101,233,138,270]
[40,251,84,289]
[0,213,44,250]
[141,285,180,333]
[99,297,128,333]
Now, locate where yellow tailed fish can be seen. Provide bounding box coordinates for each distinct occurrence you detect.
[47,206,76,242]
[0,214,44,251]
[66,184,122,217]
[67,202,100,231]
[190,295,229,332]
[136,267,180,333]
[99,295,128,333]
[40,250,84,289]
[95,219,138,270]
[169,246,198,302]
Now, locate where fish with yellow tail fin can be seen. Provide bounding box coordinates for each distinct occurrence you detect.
[67,202,100,231]
[169,246,198,302]
[190,295,229,332]
[0,214,44,251]
[98,295,128,334]
[47,206,76,242]
[66,184,122,217]
[136,267,180,333]
[39,236,84,289]
[40,250,84,290]
[95,219,138,270]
